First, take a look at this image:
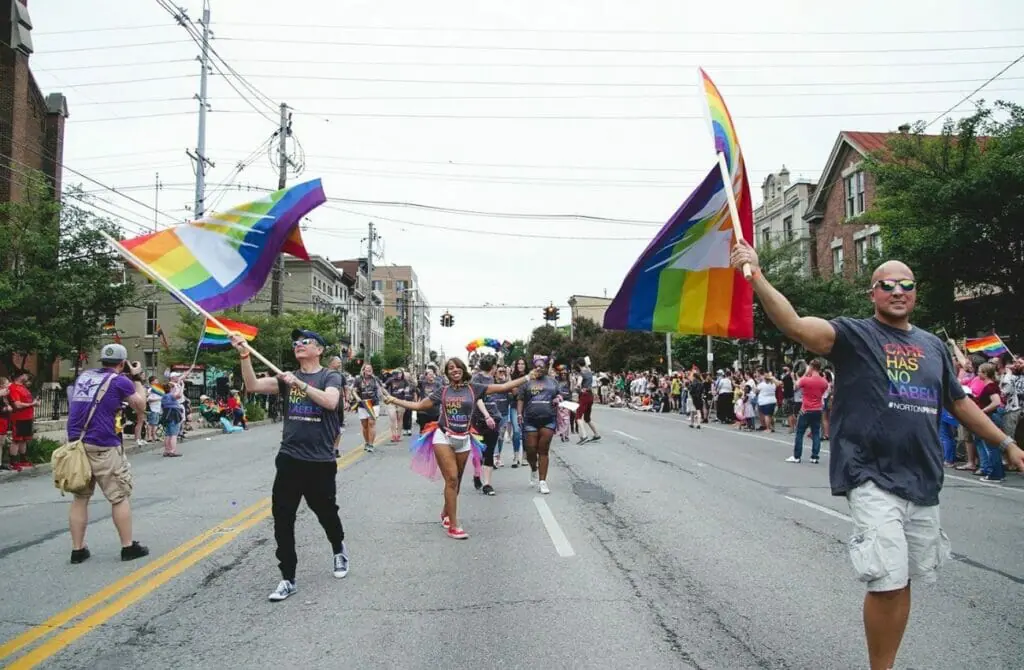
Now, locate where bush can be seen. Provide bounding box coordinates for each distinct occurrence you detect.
[26,437,63,464]
[244,401,266,422]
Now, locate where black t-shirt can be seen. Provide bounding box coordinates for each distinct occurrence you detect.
[278,368,344,462]
[688,379,704,406]
[352,376,380,403]
[782,374,794,399]
[826,317,965,506]
[429,382,489,434]
[416,379,442,421]
[518,376,561,424]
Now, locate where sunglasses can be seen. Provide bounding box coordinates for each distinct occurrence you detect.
[873,279,916,293]
[292,338,317,348]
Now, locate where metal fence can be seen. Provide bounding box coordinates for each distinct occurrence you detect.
[35,386,69,421]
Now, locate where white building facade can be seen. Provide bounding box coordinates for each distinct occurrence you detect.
[752,166,818,275]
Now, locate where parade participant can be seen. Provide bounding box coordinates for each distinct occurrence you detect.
[507,358,528,467]
[327,356,348,458]
[64,343,151,564]
[730,240,1024,670]
[786,360,829,464]
[686,372,704,429]
[230,329,348,602]
[385,358,530,539]
[517,354,563,494]
[573,358,602,444]
[349,363,380,453]
[491,365,512,468]
[7,370,37,469]
[471,355,502,495]
[555,368,572,443]
[385,369,410,443]
[415,367,442,434]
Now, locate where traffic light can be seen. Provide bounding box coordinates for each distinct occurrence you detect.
[542,305,560,322]
[440,311,454,327]
[552,307,560,321]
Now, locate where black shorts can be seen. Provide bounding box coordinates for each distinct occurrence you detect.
[12,419,34,442]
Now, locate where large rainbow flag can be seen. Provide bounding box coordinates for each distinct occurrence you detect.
[603,70,754,338]
[200,317,258,349]
[118,180,323,312]
[964,334,1010,357]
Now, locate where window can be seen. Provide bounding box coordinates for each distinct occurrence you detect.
[761,227,771,247]
[396,280,408,292]
[145,303,158,336]
[144,351,159,370]
[855,238,868,267]
[832,246,844,274]
[783,216,793,242]
[372,280,382,292]
[844,171,865,218]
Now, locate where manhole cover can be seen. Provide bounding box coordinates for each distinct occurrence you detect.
[572,481,615,504]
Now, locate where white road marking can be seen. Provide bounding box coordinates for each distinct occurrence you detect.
[784,495,853,522]
[613,429,641,441]
[533,497,576,558]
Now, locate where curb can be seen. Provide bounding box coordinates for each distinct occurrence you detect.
[0,420,275,485]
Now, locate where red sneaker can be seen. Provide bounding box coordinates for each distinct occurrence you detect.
[18,460,32,468]
[441,513,451,529]
[447,526,469,540]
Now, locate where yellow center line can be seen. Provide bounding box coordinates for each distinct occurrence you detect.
[0,438,377,666]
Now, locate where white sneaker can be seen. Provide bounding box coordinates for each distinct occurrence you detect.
[333,544,349,579]
[785,456,801,463]
[268,579,297,601]
[137,439,148,446]
[529,472,538,488]
[538,480,550,495]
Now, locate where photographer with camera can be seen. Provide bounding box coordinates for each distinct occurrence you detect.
[64,343,150,565]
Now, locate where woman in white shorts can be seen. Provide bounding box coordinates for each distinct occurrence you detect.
[350,364,380,453]
[385,358,530,540]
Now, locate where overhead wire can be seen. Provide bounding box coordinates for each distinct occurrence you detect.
[924,51,1024,128]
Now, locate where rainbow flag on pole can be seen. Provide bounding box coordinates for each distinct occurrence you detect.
[117,180,324,312]
[200,317,258,349]
[964,334,1010,357]
[603,70,753,337]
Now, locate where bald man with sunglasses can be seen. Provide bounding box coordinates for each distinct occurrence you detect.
[731,241,1024,670]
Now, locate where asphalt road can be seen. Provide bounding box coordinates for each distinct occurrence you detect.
[1,409,1021,669]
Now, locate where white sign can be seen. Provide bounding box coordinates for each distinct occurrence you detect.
[706,352,714,362]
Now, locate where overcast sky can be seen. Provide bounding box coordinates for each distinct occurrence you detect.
[28,0,1024,360]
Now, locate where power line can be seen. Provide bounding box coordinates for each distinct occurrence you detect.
[36,58,193,72]
[925,51,1024,128]
[34,23,1024,36]
[37,39,191,54]
[326,197,665,224]
[216,36,1024,55]
[49,75,193,89]
[316,205,655,240]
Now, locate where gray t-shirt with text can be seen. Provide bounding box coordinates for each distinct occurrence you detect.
[278,368,344,462]
[826,317,964,506]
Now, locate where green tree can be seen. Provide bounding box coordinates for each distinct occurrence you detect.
[0,179,137,379]
[382,316,411,369]
[172,309,342,373]
[504,339,527,366]
[526,325,568,359]
[589,330,664,372]
[864,101,1024,339]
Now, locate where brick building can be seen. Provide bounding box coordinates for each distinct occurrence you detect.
[1,0,68,203]
[802,130,913,278]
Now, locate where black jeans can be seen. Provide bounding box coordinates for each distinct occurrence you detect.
[272,453,345,582]
[402,407,412,432]
[478,427,499,467]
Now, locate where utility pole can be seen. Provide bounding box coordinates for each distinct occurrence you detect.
[706,334,714,373]
[364,222,378,356]
[186,0,214,218]
[269,102,290,316]
[153,172,162,232]
[665,332,672,373]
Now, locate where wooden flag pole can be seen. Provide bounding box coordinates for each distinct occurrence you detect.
[716,151,752,280]
[101,231,284,375]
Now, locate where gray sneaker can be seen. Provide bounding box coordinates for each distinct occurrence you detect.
[333,544,349,579]
[268,579,297,602]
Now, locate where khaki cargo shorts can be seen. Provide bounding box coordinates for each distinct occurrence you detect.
[74,445,134,505]
[847,480,950,592]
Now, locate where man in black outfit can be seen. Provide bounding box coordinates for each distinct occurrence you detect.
[231,328,348,602]
[471,355,501,495]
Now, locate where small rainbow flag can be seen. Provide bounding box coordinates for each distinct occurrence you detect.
[964,334,1009,357]
[200,317,258,350]
[118,180,324,312]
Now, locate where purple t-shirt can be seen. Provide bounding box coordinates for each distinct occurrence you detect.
[67,369,137,447]
[429,383,489,435]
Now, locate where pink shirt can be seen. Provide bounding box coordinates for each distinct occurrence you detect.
[967,376,988,398]
[797,374,829,412]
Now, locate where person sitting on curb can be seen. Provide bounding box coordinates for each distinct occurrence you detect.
[64,343,150,564]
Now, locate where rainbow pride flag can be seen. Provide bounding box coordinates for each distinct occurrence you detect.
[603,70,754,337]
[200,317,258,349]
[118,180,323,312]
[964,334,1009,357]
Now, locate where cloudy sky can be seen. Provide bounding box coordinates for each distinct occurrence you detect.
[27,0,1023,360]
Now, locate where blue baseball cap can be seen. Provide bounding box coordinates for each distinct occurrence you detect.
[291,329,326,347]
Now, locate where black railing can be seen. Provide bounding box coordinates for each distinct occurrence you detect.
[35,387,69,421]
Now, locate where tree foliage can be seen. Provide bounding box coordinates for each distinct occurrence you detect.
[172,309,343,373]
[863,100,1024,339]
[0,179,137,379]
[382,315,411,370]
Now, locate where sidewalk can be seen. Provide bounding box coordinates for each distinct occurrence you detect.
[0,419,275,485]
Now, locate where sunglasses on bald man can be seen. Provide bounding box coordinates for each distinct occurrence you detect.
[872,279,916,293]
